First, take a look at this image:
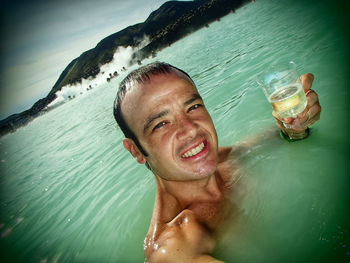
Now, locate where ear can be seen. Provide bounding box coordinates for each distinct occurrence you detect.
[123,138,146,164]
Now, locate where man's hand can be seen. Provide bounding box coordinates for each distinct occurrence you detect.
[145,209,224,263]
[272,73,321,139]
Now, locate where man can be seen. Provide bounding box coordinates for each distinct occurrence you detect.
[113,62,321,262]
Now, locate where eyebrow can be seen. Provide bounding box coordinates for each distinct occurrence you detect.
[184,93,203,106]
[143,93,203,133]
[143,110,169,133]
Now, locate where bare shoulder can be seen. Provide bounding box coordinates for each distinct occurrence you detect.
[217,145,241,177]
[145,209,218,263]
[144,221,158,260]
[148,252,225,263]
[144,191,182,260]
[217,143,251,186]
[218,142,252,162]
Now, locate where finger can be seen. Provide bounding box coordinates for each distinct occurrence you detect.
[306,89,318,106]
[271,110,291,128]
[300,73,314,93]
[295,102,321,128]
[306,103,321,126]
[272,110,294,124]
[274,117,285,130]
[296,90,318,119]
[279,119,303,133]
[297,110,309,125]
[287,117,306,131]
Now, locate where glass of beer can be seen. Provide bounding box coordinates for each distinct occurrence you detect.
[257,60,308,140]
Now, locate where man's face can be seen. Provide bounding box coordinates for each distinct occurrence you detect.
[122,72,218,181]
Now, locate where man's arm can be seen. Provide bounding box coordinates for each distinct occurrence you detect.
[193,255,226,263]
[149,252,225,263]
[145,209,225,263]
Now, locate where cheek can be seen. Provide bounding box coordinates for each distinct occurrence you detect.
[146,129,176,152]
[198,112,216,129]
[144,134,175,164]
[201,118,218,143]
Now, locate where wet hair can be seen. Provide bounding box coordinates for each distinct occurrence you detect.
[113,61,195,158]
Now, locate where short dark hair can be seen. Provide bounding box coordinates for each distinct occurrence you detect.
[113,61,195,157]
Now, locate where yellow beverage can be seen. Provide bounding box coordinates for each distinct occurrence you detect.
[269,83,307,118]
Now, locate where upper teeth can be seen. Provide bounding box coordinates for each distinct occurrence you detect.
[182,142,204,158]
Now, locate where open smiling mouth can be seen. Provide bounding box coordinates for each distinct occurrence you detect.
[181,141,206,158]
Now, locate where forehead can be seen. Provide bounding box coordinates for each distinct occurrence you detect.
[120,72,199,132]
[134,70,195,93]
[122,72,198,111]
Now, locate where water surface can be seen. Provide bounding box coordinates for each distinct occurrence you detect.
[1,0,349,262]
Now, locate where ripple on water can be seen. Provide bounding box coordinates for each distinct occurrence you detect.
[213,88,247,115]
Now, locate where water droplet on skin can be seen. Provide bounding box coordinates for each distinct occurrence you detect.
[153,243,159,251]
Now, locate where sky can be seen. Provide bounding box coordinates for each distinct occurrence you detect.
[0,0,185,120]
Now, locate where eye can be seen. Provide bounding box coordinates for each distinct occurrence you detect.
[188,104,202,112]
[153,121,167,131]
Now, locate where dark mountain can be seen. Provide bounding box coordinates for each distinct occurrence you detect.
[0,0,248,136]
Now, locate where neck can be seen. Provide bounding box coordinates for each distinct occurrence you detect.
[155,172,223,209]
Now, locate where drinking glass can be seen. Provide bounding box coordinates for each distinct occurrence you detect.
[257,60,309,140]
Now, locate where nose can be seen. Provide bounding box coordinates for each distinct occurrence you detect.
[176,114,198,141]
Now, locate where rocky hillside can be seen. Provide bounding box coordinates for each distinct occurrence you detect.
[0,0,248,136]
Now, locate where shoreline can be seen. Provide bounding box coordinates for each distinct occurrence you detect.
[0,0,249,137]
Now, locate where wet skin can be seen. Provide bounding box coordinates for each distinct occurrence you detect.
[121,72,232,262]
[120,71,320,262]
[147,209,224,263]
[122,72,219,182]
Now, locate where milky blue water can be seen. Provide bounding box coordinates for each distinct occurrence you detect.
[1,0,349,262]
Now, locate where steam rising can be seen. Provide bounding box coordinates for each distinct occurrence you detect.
[47,37,149,109]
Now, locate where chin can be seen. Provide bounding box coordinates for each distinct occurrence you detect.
[192,161,217,180]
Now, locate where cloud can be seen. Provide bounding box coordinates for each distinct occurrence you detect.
[0,0,176,119]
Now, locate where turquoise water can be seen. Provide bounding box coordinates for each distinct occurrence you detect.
[1,0,349,262]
